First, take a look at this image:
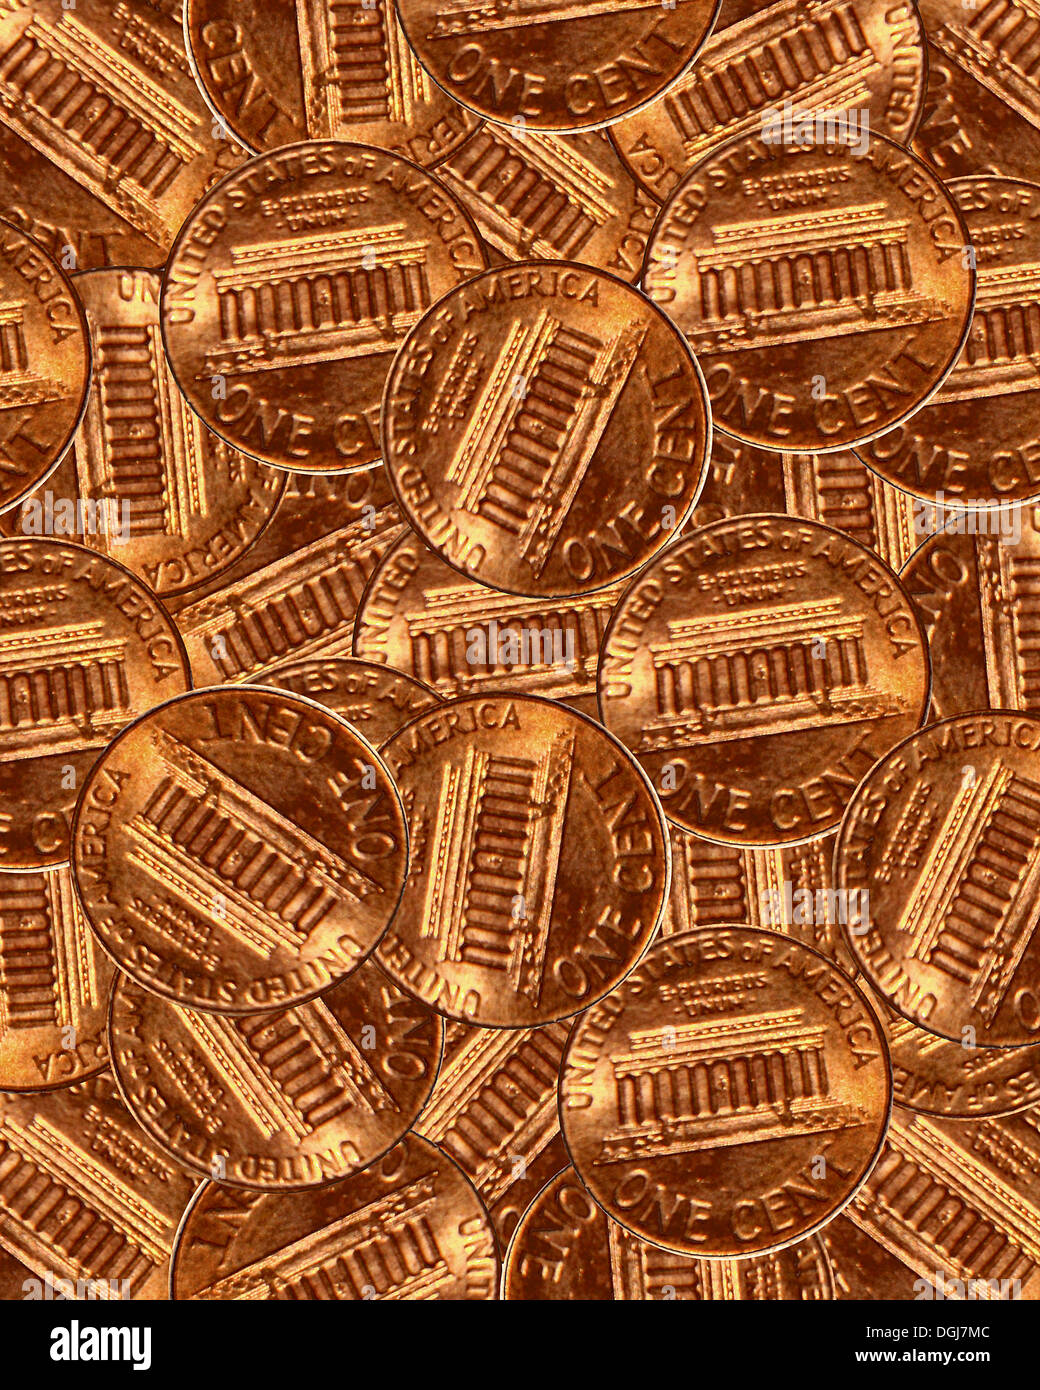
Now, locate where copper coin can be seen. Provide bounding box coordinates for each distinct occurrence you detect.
[0,538,191,872]
[435,125,659,280]
[504,1166,835,1298]
[0,0,247,269]
[185,0,478,160]
[1,267,285,596]
[820,1211,932,1299]
[352,528,622,715]
[900,506,1040,720]
[611,0,927,203]
[109,958,443,1189]
[0,218,89,513]
[377,693,670,1027]
[393,0,721,133]
[643,131,976,453]
[836,711,1040,1047]
[171,1133,499,1299]
[849,1106,1040,1299]
[0,1072,197,1301]
[160,139,485,473]
[264,656,440,744]
[382,260,711,597]
[855,971,1040,1120]
[560,926,892,1256]
[416,1019,568,1206]
[0,866,115,1091]
[490,1130,571,1250]
[71,685,408,1013]
[913,39,1040,188]
[687,434,923,573]
[597,514,930,846]
[858,177,1040,505]
[173,511,404,686]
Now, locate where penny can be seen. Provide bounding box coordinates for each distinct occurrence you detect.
[0,0,247,270]
[559,926,892,1256]
[504,1166,835,1298]
[109,958,443,1189]
[435,125,659,280]
[848,1106,1040,1299]
[377,693,670,1027]
[264,656,440,744]
[352,527,622,715]
[597,514,930,846]
[611,0,927,203]
[687,434,923,573]
[382,261,711,597]
[0,538,191,871]
[835,711,1040,1048]
[664,826,857,972]
[0,1073,197,1301]
[0,218,90,514]
[0,866,115,1091]
[172,510,404,685]
[900,506,1040,721]
[186,0,478,159]
[913,40,1040,189]
[171,1133,499,1299]
[393,0,721,133]
[160,139,485,473]
[416,1019,568,1207]
[0,267,285,596]
[491,1131,571,1249]
[855,971,1040,1120]
[643,131,976,453]
[858,177,1040,506]
[71,685,409,1013]
[820,1212,933,1299]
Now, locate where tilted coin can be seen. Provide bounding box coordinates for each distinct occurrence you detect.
[490,1131,570,1250]
[382,260,710,597]
[913,39,1040,188]
[901,505,1040,720]
[377,693,670,1027]
[72,686,408,1013]
[687,434,923,573]
[185,0,478,158]
[393,0,721,133]
[435,125,659,280]
[171,1133,499,1299]
[264,656,440,744]
[858,177,1040,505]
[353,527,622,715]
[0,538,191,871]
[597,514,930,845]
[0,866,115,1091]
[855,971,1040,1120]
[559,926,892,1256]
[848,1106,1040,1299]
[1,267,285,596]
[504,1166,835,1299]
[820,1212,933,1299]
[611,0,927,202]
[643,132,976,452]
[109,959,443,1189]
[0,0,246,269]
[836,711,1040,1047]
[160,140,485,472]
[0,1073,197,1301]
[0,219,89,513]
[171,510,404,685]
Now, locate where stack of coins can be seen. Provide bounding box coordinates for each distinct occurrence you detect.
[0,0,1037,1305]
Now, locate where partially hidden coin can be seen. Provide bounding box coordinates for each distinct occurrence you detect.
[382,260,710,598]
[597,514,930,845]
[264,656,440,744]
[377,693,670,1026]
[72,685,408,1013]
[559,926,892,1255]
[171,1133,499,1298]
